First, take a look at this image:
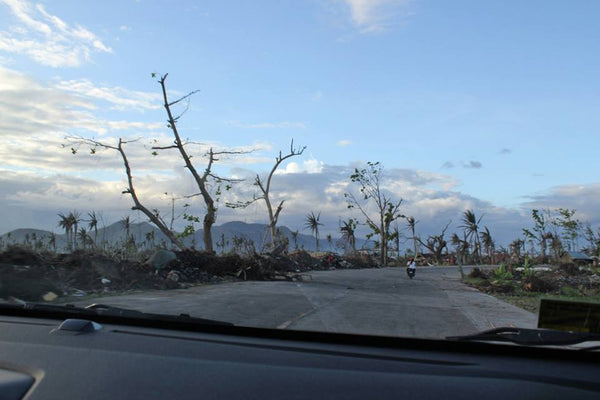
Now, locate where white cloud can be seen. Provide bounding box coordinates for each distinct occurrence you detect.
[228,163,527,246]
[0,67,167,172]
[521,183,600,226]
[336,139,352,146]
[4,154,597,248]
[54,79,162,111]
[339,0,412,33]
[0,0,112,67]
[277,158,325,175]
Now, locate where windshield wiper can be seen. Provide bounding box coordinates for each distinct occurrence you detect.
[447,327,600,346]
[0,302,233,327]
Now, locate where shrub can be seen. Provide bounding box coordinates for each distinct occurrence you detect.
[522,257,536,281]
[560,286,581,297]
[492,263,513,282]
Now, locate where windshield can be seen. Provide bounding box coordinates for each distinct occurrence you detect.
[1,0,599,341]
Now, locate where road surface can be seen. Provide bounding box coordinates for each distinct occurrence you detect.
[73,266,536,338]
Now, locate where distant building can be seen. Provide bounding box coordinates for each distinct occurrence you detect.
[560,251,594,264]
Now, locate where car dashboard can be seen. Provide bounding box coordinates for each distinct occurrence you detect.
[1,313,599,400]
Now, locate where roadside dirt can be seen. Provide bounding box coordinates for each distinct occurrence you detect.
[0,246,379,302]
[463,264,600,296]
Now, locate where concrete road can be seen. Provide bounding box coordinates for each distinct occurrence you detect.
[73,266,537,339]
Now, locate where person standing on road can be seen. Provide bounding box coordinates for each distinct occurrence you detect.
[406,257,416,279]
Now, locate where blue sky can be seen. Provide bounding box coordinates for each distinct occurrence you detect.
[1,0,599,248]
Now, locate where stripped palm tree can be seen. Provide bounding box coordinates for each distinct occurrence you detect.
[67,211,81,250]
[304,211,323,252]
[451,232,470,265]
[405,216,419,258]
[459,209,483,263]
[145,231,155,250]
[510,238,525,261]
[340,218,357,254]
[480,226,495,264]
[291,230,299,250]
[48,232,56,252]
[58,212,74,251]
[87,211,99,246]
[78,228,92,250]
[120,216,132,243]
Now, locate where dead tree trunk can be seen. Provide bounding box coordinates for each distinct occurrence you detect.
[154,74,244,252]
[66,136,186,250]
[254,140,306,251]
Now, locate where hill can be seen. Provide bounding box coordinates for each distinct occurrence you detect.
[1,221,368,253]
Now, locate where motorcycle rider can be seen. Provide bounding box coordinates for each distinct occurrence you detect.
[406,257,416,278]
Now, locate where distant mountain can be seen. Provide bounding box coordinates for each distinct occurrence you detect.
[1,221,369,253]
[0,223,169,252]
[0,228,67,250]
[196,221,332,253]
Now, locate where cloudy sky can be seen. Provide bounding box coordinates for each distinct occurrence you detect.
[1,0,599,248]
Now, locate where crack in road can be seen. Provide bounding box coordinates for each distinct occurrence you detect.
[277,281,353,330]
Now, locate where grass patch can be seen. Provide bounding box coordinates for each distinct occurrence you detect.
[496,291,600,314]
[462,276,488,287]
[495,293,540,313]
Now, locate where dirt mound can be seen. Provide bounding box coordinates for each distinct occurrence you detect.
[0,246,381,302]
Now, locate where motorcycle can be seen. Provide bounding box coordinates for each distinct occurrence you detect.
[406,267,416,279]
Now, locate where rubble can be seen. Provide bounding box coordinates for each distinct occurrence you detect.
[465,263,600,297]
[0,246,380,302]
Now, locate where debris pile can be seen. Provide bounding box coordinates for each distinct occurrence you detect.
[0,246,379,302]
[465,264,600,296]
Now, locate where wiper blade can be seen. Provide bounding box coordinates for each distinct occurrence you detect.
[84,303,234,326]
[0,302,233,327]
[447,327,600,346]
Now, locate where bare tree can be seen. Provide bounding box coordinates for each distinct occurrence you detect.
[233,140,305,252]
[416,221,451,265]
[345,161,403,266]
[584,225,600,257]
[152,74,245,252]
[67,74,247,251]
[67,136,185,249]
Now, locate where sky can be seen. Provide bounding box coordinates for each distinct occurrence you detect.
[1,0,599,249]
